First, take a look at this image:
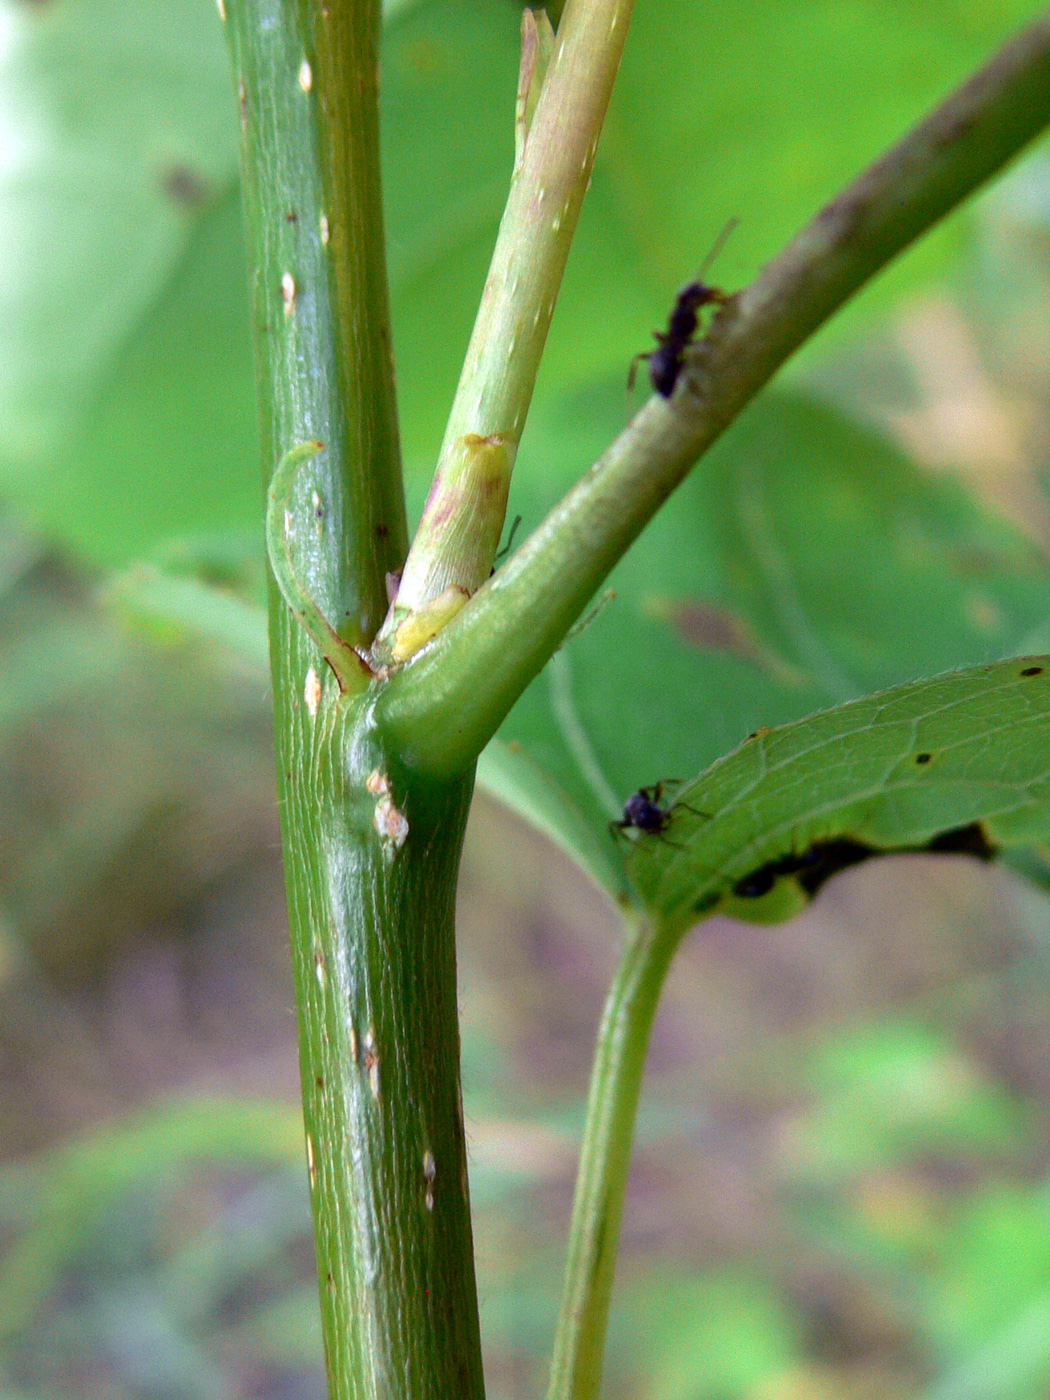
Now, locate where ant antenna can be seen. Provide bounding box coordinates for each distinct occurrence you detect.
[494,513,523,563]
[696,215,739,282]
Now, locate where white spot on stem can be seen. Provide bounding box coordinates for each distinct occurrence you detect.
[313,946,326,987]
[363,1028,380,1099]
[320,213,330,245]
[281,271,296,315]
[216,0,226,19]
[304,666,322,716]
[423,1149,436,1210]
[306,1133,316,1187]
[367,769,409,850]
[299,59,313,92]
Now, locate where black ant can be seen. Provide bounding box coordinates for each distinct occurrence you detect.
[629,218,738,400]
[610,780,705,847]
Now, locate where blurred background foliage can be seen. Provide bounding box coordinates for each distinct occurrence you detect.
[4,0,1050,1397]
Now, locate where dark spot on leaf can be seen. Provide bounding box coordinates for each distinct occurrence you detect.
[734,838,876,899]
[733,865,777,899]
[915,752,932,765]
[315,1074,324,1089]
[668,599,754,651]
[161,165,208,208]
[286,209,298,222]
[693,892,719,915]
[376,522,390,538]
[793,838,877,894]
[1021,665,1044,677]
[926,821,996,860]
[649,596,806,684]
[733,825,997,904]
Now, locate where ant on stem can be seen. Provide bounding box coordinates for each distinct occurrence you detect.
[628,218,738,400]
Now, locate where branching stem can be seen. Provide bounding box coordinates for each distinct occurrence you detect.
[378,8,1050,779]
[378,0,637,648]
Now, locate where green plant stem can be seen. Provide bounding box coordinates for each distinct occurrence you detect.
[378,6,1050,779]
[226,3,485,1397]
[546,914,679,1400]
[380,0,636,636]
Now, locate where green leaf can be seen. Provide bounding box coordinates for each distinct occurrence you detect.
[490,388,1050,875]
[475,738,627,902]
[2,190,261,566]
[106,562,269,670]
[626,657,1050,932]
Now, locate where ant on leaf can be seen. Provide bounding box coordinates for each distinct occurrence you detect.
[610,779,706,849]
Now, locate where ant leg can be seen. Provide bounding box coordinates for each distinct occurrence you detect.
[494,513,523,563]
[627,352,649,397]
[655,831,687,852]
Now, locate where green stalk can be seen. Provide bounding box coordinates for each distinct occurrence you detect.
[225,3,484,1396]
[378,7,1050,779]
[545,915,679,1400]
[377,0,636,656]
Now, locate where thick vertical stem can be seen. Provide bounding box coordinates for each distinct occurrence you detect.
[227,0,408,649]
[302,705,485,1398]
[225,2,484,1396]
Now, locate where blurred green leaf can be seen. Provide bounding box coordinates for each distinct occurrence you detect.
[924,1186,1050,1368]
[1,0,1045,562]
[924,1289,1050,1400]
[107,562,269,670]
[0,0,239,465]
[632,1271,800,1400]
[0,1098,303,1344]
[1,190,261,566]
[475,737,627,902]
[391,0,1050,472]
[628,657,1050,930]
[792,1023,1024,1182]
